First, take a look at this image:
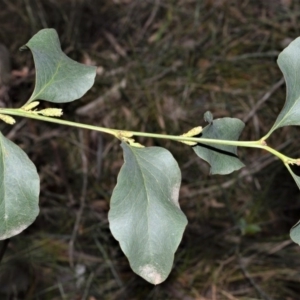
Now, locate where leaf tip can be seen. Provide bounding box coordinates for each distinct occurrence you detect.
[19,45,28,52]
[139,264,164,285]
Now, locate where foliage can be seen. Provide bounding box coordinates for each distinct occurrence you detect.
[22,29,96,104]
[1,28,300,284]
[108,142,187,284]
[192,115,245,175]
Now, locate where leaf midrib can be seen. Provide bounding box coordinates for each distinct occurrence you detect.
[130,146,155,260]
[30,55,64,102]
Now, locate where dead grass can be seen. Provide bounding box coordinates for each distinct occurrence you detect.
[1,0,300,299]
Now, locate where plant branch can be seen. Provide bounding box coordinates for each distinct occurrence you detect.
[0,108,118,135]
[0,107,296,165]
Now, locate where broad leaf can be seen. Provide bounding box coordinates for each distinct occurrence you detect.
[108,142,187,285]
[193,113,245,175]
[0,132,40,239]
[23,28,96,103]
[268,37,300,135]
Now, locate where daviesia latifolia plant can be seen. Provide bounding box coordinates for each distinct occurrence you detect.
[1,29,300,284]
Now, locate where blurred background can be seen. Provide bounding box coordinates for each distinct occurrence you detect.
[1,0,300,299]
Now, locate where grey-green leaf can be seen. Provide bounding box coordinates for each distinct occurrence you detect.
[268,37,300,135]
[108,142,187,285]
[287,166,300,190]
[290,219,300,245]
[193,115,245,175]
[23,28,96,103]
[0,132,40,239]
[285,164,300,245]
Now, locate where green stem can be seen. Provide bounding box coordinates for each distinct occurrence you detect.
[129,130,261,147]
[0,108,295,164]
[0,108,261,146]
[0,108,118,136]
[261,130,274,141]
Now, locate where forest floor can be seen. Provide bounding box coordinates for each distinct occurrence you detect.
[1,0,300,299]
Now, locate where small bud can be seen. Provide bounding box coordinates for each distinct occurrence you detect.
[180,140,197,146]
[0,113,16,125]
[120,136,135,144]
[181,126,202,137]
[118,130,133,138]
[21,101,40,111]
[120,136,144,148]
[129,141,145,148]
[180,126,202,146]
[39,108,63,117]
